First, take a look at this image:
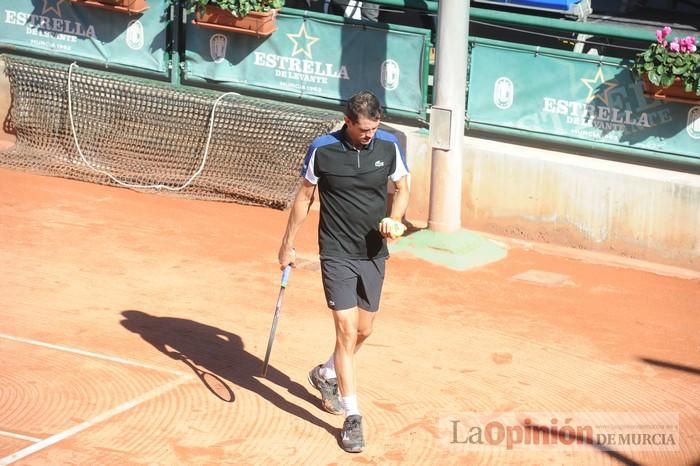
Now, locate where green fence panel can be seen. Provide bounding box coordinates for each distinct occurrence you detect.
[183,10,431,116]
[0,0,170,74]
[467,42,700,162]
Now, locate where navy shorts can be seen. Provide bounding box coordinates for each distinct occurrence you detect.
[320,257,387,312]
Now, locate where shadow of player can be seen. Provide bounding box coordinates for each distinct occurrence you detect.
[120,309,337,437]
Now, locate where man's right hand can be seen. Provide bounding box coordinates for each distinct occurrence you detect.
[278,245,296,270]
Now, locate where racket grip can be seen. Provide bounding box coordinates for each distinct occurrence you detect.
[281,265,291,288]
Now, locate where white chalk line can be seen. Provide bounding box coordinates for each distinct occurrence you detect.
[0,431,42,443]
[0,374,192,465]
[0,333,187,376]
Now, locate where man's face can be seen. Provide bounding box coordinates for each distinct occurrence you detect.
[344,115,380,148]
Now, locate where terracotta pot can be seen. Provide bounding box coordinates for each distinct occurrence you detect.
[68,0,148,14]
[95,0,131,5]
[194,5,278,37]
[642,75,700,105]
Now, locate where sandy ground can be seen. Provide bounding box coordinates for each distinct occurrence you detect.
[1,167,699,465]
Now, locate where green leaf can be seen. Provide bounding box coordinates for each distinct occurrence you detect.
[648,69,661,85]
[659,74,675,87]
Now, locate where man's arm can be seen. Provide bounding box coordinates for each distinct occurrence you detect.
[389,175,410,223]
[278,179,316,268]
[379,175,410,239]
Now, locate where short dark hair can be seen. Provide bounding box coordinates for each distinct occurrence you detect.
[345,91,383,122]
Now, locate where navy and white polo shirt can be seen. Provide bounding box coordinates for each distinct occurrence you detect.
[301,126,409,260]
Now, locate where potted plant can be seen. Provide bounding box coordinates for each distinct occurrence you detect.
[69,0,149,14]
[631,26,700,104]
[189,0,284,37]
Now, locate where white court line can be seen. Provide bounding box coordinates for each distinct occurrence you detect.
[0,431,42,443]
[0,374,192,465]
[0,334,187,376]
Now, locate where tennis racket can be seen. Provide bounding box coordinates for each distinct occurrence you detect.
[261,265,291,377]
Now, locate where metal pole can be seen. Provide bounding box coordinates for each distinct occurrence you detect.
[170,0,182,87]
[428,0,469,233]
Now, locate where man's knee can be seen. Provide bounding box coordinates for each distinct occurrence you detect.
[334,311,359,347]
[336,323,357,339]
[357,325,372,341]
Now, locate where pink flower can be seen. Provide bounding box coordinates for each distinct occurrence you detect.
[683,36,697,51]
[669,39,680,52]
[673,36,699,53]
[657,26,673,44]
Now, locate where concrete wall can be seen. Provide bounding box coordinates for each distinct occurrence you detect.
[394,122,700,271]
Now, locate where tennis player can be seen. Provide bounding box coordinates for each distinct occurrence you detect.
[278,91,409,453]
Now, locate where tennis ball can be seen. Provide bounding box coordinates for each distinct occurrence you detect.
[380,217,405,238]
[391,221,406,238]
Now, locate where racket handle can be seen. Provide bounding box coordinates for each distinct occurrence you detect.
[281,265,291,288]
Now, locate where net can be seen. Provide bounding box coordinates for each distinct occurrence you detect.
[0,55,342,209]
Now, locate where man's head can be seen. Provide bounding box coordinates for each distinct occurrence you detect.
[343,91,383,148]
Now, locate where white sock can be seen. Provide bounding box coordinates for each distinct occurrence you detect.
[319,353,336,380]
[342,394,360,417]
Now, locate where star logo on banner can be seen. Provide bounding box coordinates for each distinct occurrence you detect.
[581,68,618,105]
[287,23,319,60]
[42,0,65,17]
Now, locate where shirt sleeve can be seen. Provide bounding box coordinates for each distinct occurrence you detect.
[389,142,409,182]
[301,147,319,185]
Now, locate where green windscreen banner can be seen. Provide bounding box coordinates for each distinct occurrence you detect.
[468,43,700,160]
[184,10,430,116]
[0,0,169,74]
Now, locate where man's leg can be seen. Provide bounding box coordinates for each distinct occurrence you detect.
[332,306,366,453]
[322,307,376,376]
[333,308,376,410]
[316,258,384,452]
[332,306,359,405]
[309,258,356,415]
[336,257,385,450]
[355,308,376,351]
[315,308,375,416]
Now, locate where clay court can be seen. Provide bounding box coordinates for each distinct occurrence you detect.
[1,167,699,465]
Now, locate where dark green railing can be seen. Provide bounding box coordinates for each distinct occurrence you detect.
[4,1,695,168]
